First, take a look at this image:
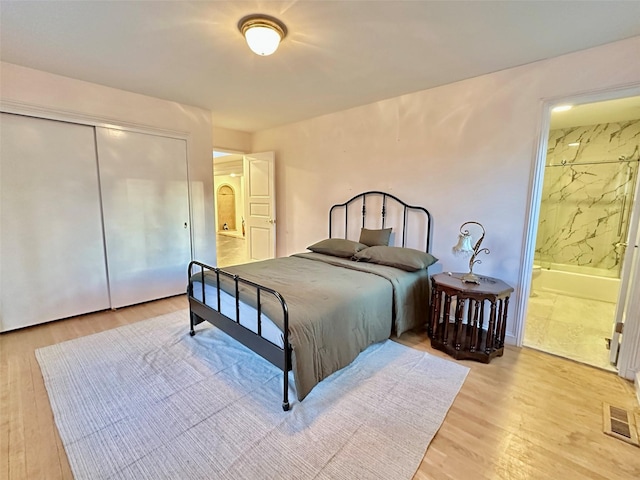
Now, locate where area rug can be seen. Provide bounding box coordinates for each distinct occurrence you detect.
[36,310,469,479]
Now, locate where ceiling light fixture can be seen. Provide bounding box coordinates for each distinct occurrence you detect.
[238,14,287,56]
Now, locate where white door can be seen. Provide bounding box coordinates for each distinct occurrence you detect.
[243,152,276,261]
[96,128,191,308]
[613,165,640,368]
[615,232,640,373]
[0,113,110,331]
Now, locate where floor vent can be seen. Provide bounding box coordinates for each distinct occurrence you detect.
[603,403,640,447]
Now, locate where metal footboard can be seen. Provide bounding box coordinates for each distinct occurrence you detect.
[187,261,292,411]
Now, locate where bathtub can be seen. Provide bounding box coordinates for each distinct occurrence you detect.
[532,263,620,303]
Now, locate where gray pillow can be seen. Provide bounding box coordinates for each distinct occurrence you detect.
[353,246,438,271]
[359,228,392,247]
[307,238,368,258]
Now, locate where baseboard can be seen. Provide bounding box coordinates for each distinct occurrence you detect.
[504,333,517,346]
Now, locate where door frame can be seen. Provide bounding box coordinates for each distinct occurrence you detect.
[514,83,640,381]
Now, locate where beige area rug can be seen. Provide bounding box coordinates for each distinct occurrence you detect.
[36,310,469,479]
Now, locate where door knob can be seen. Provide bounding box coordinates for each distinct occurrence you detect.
[268,219,276,224]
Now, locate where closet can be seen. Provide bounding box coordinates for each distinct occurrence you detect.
[0,113,191,332]
[96,128,191,308]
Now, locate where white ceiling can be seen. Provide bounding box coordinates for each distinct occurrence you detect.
[1,1,640,133]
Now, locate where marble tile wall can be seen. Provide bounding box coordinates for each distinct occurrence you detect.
[535,119,640,277]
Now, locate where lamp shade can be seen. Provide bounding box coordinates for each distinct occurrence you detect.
[239,15,287,56]
[452,233,473,257]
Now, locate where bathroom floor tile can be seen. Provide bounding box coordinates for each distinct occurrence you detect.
[524,291,616,372]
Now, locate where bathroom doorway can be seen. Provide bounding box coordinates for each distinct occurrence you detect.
[523,95,640,371]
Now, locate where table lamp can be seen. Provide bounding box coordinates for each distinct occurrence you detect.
[452,221,490,284]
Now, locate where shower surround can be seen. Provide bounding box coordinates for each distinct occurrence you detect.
[535,119,640,282]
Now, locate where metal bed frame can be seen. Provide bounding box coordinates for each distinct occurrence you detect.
[187,191,433,411]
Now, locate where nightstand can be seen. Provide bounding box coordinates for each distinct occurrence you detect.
[429,272,514,363]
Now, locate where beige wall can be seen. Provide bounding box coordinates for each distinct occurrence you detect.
[252,36,640,343]
[213,125,251,153]
[0,61,216,265]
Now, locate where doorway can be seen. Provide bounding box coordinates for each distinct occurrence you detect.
[212,149,277,267]
[217,185,237,231]
[213,150,248,267]
[523,95,640,372]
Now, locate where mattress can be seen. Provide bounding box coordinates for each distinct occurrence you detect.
[191,280,284,348]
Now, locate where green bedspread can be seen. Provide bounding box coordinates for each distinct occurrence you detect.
[202,252,431,401]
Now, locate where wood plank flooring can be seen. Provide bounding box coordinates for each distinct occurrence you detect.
[1,296,639,479]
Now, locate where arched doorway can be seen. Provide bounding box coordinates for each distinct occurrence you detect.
[216,184,236,232]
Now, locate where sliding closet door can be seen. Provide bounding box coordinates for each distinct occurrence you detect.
[0,113,110,332]
[96,128,191,308]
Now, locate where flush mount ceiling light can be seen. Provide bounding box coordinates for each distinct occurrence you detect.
[238,14,287,56]
[552,105,573,112]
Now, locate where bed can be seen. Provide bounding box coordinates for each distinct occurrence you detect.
[188,191,438,410]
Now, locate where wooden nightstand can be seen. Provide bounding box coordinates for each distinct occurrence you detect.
[429,272,514,363]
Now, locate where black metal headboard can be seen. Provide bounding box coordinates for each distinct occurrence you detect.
[329,191,433,253]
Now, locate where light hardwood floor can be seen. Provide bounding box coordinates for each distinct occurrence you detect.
[2,296,639,479]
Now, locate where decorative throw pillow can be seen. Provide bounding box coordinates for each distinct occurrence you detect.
[359,228,392,247]
[307,238,368,258]
[353,246,438,271]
